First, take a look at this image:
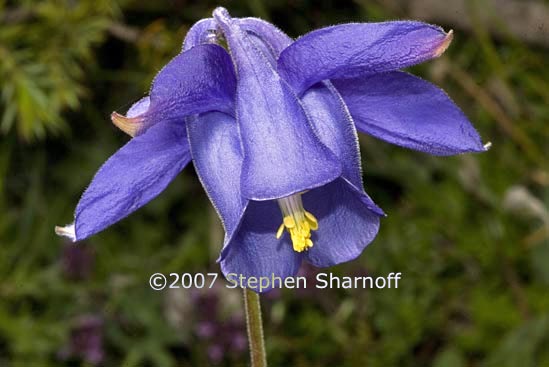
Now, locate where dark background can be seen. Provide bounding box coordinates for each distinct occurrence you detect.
[0,0,548,366]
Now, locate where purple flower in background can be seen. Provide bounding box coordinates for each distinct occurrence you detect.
[61,242,95,280]
[195,310,247,365]
[56,7,486,291]
[166,286,247,364]
[58,315,104,365]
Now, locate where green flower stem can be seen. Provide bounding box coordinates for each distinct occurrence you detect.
[243,288,267,367]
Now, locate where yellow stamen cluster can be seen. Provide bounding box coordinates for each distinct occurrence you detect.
[276,194,319,252]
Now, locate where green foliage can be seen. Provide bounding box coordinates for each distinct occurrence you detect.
[0,0,118,140]
[0,0,548,366]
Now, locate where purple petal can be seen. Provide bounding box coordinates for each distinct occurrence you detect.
[112,44,236,136]
[186,112,246,243]
[183,16,293,56]
[278,22,453,93]
[303,178,382,267]
[333,71,486,155]
[213,8,341,200]
[66,122,190,241]
[126,97,150,118]
[234,19,369,192]
[149,44,236,116]
[220,200,303,292]
[182,18,216,51]
[301,81,364,189]
[238,17,292,57]
[235,17,382,213]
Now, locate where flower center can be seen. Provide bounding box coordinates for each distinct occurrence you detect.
[276,194,318,252]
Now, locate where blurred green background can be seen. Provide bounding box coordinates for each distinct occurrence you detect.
[1,0,548,366]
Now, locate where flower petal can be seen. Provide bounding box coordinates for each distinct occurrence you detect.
[112,44,237,136]
[182,18,216,51]
[233,19,368,191]
[301,81,364,189]
[238,17,292,56]
[126,97,150,118]
[220,200,303,292]
[235,18,382,212]
[64,121,190,241]
[213,8,341,200]
[149,44,236,116]
[332,71,486,155]
[278,22,453,93]
[186,112,245,242]
[183,15,294,60]
[303,178,382,267]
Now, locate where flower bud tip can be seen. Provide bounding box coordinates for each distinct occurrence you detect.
[55,223,76,242]
[434,29,453,57]
[111,111,143,137]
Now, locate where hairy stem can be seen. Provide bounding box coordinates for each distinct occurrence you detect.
[243,288,267,367]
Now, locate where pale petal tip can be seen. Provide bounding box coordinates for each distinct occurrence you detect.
[55,223,76,242]
[111,112,143,137]
[213,7,232,25]
[483,141,492,151]
[434,29,454,57]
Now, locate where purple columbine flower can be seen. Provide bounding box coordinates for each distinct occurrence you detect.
[56,7,486,291]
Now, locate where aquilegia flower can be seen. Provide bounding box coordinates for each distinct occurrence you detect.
[56,7,486,291]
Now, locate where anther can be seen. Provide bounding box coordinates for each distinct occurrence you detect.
[276,194,318,252]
